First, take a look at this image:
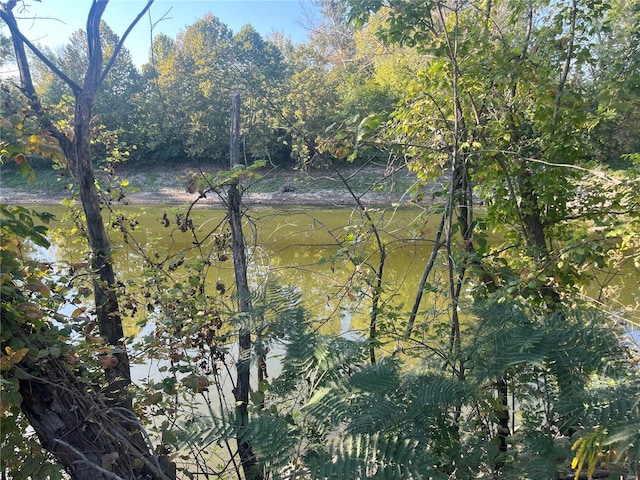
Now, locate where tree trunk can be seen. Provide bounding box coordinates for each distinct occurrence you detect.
[18,354,171,480]
[74,89,132,407]
[516,163,562,307]
[496,376,510,454]
[0,2,173,478]
[228,90,264,480]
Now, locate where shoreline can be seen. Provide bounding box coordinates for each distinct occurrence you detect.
[2,165,421,208]
[1,187,412,208]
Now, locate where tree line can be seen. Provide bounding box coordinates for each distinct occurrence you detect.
[19,3,388,169]
[4,0,639,171]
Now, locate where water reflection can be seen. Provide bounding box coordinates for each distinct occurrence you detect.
[39,205,436,337]
[29,204,639,343]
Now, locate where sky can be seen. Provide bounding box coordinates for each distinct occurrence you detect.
[6,0,319,68]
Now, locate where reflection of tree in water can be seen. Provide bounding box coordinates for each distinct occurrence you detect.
[43,205,438,336]
[42,204,640,345]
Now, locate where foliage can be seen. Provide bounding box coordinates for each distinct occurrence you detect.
[0,31,11,65]
[139,14,289,167]
[587,0,640,165]
[340,0,640,325]
[3,2,640,479]
[339,1,640,478]
[167,290,637,479]
[0,83,66,174]
[0,202,65,479]
[0,166,164,480]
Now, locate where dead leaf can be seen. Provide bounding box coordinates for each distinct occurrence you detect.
[98,354,118,368]
[5,347,29,365]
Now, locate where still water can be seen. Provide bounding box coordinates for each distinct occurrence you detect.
[39,204,438,337]
[34,203,639,342]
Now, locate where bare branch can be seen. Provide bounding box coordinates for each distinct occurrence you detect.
[553,0,578,125]
[0,2,81,94]
[405,214,445,338]
[52,439,126,480]
[110,406,171,479]
[100,0,154,84]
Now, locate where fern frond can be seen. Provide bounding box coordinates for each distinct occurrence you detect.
[348,359,401,393]
[347,397,403,434]
[412,374,465,408]
[571,428,607,480]
[304,385,352,425]
[176,409,237,450]
[243,414,300,473]
[466,303,544,385]
[307,433,442,480]
[504,431,570,480]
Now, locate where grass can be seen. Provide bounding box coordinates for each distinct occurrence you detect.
[1,166,71,193]
[1,161,416,198]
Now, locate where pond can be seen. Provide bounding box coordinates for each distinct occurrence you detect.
[36,204,437,336]
[29,203,640,345]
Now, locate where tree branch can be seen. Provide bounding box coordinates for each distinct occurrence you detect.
[553,0,578,126]
[405,214,445,338]
[84,0,107,95]
[100,0,154,84]
[0,2,81,94]
[53,439,126,480]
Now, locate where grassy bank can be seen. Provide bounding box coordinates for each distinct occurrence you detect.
[1,162,416,197]
[1,161,420,206]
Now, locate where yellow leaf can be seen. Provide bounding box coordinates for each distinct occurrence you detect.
[9,348,29,365]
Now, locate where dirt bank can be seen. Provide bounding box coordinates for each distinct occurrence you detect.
[1,186,410,208]
[1,165,419,207]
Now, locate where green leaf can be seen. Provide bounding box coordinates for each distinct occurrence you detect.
[250,390,265,406]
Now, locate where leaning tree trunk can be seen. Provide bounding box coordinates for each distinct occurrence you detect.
[17,352,172,480]
[74,88,132,406]
[228,90,264,480]
[0,2,175,478]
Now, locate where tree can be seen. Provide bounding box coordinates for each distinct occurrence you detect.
[587,0,640,166]
[32,23,143,159]
[136,32,186,163]
[278,0,407,168]
[277,1,358,167]
[175,14,234,163]
[0,1,175,478]
[228,90,264,480]
[341,0,640,475]
[232,25,289,165]
[137,15,290,167]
